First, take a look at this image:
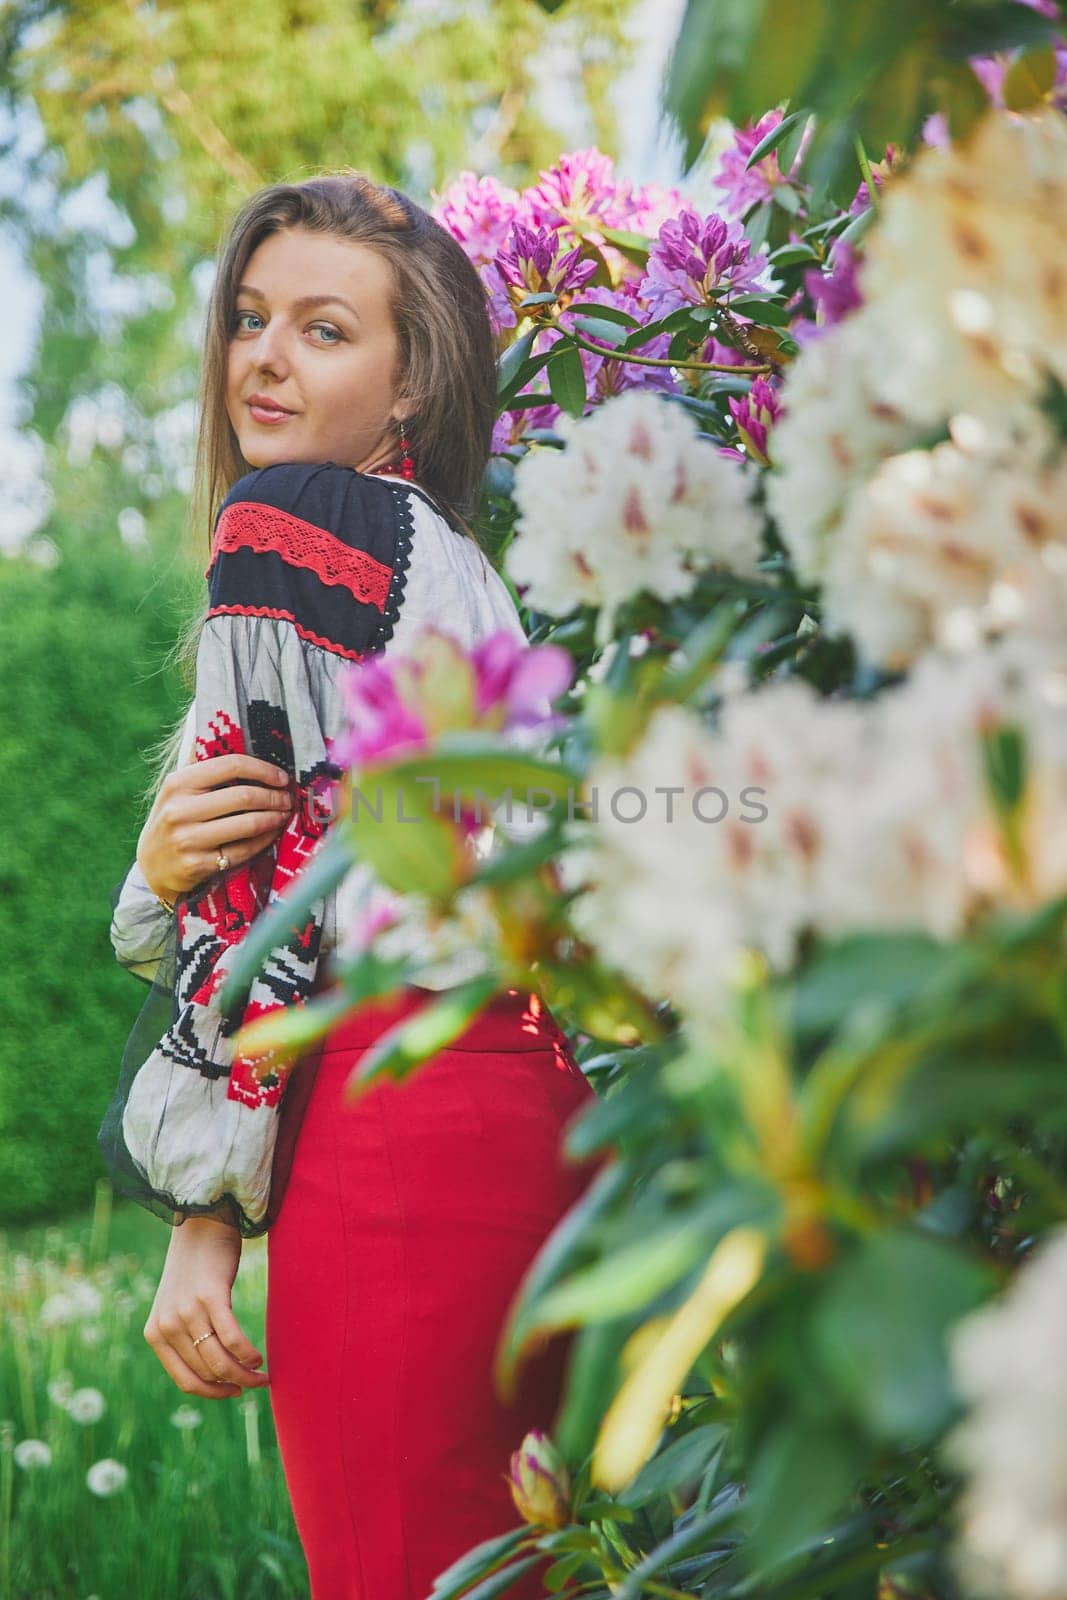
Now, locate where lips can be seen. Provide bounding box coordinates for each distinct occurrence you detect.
[246,395,296,424]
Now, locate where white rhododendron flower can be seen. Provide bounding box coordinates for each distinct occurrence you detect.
[946,1226,1067,1600]
[822,444,1067,670]
[768,108,1067,671]
[563,638,1067,1025]
[765,315,917,584]
[862,107,1067,428]
[508,389,764,646]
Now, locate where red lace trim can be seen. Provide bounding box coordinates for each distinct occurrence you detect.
[206,501,393,611]
[206,603,368,662]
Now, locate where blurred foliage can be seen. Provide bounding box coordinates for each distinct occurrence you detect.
[0,0,640,525]
[0,531,189,1224]
[658,0,1065,195]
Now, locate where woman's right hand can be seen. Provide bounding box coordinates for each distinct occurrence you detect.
[137,754,297,905]
[144,1217,270,1399]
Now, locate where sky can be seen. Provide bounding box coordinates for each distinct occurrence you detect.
[0,0,690,551]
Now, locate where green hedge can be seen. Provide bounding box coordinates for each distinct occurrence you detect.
[0,535,192,1223]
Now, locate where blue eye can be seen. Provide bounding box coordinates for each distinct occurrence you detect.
[232,310,342,344]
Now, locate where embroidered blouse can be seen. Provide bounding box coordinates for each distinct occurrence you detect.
[98,460,533,1238]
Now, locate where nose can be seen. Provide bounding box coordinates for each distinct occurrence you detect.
[250,318,291,379]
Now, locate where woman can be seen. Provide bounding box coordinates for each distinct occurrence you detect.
[99,173,602,1599]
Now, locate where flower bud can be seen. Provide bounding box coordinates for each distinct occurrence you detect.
[507,1428,572,1529]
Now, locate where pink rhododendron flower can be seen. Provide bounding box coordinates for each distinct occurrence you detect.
[700,334,757,368]
[624,179,691,239]
[801,241,863,336]
[712,109,808,217]
[333,660,430,769]
[491,399,561,454]
[640,206,768,319]
[470,631,574,729]
[728,377,783,466]
[849,144,903,214]
[333,628,573,772]
[493,221,598,313]
[429,171,521,269]
[522,146,628,233]
[480,260,518,335]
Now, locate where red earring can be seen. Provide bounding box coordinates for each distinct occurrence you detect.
[397,417,416,480]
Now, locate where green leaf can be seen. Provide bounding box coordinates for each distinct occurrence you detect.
[789,931,967,1040]
[543,1551,591,1590]
[555,1319,634,1464]
[611,1498,744,1600]
[768,242,820,266]
[733,0,832,123]
[742,198,773,253]
[594,225,653,266]
[571,314,631,348]
[777,108,813,175]
[439,1553,543,1599]
[518,290,559,309]
[932,60,995,141]
[217,826,354,1016]
[382,735,581,815]
[497,329,537,400]
[547,343,587,418]
[344,974,503,1095]
[943,2,1063,58]
[1002,43,1058,109]
[428,1527,529,1598]
[857,39,927,154]
[745,107,809,170]
[810,1229,996,1446]
[834,202,878,249]
[724,295,792,327]
[744,1419,864,1575]
[231,984,366,1064]
[533,1188,774,1328]
[982,722,1027,811]
[495,1159,634,1396]
[771,182,804,215]
[347,768,461,898]
[617,1423,728,1509]
[565,301,640,328]
[663,0,769,167]
[854,1057,1067,1157]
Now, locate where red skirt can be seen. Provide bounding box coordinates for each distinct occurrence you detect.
[264,984,604,1600]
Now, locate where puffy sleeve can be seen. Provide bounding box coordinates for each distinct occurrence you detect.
[97,461,415,1235]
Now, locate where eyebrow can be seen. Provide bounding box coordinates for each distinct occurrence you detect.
[235,286,360,321]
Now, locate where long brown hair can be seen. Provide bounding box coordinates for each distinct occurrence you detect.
[141,170,498,817]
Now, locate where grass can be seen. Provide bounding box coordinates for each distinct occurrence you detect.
[0,1180,309,1600]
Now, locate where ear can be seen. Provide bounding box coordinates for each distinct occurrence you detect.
[392,399,416,426]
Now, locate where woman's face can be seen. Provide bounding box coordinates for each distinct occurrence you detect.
[225,226,411,474]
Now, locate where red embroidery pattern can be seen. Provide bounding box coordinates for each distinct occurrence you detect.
[206,501,393,611]
[205,603,368,662]
[183,711,272,1003]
